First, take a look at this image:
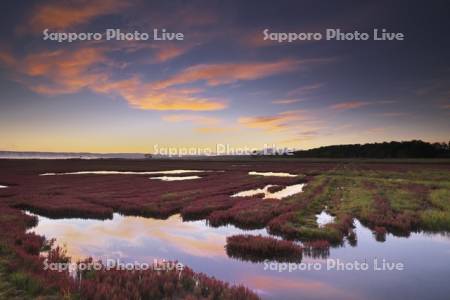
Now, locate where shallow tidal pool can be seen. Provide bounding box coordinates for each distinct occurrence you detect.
[27,212,450,300]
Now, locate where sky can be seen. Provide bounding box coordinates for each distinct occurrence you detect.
[0,0,449,153]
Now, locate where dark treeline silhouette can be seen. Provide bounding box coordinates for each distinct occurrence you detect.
[293,140,450,158]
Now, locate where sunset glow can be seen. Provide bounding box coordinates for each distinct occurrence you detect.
[0,1,449,153]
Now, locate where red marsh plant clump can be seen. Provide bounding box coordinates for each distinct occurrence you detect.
[329,214,354,235]
[226,234,303,262]
[78,265,259,300]
[266,185,285,193]
[181,195,240,221]
[267,212,300,239]
[208,198,292,229]
[361,193,419,235]
[373,226,387,242]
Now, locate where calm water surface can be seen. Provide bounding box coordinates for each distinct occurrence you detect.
[28,212,450,300]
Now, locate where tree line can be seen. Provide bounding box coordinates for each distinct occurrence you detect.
[293,140,450,158]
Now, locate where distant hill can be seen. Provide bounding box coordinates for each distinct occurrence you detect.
[293,140,450,158]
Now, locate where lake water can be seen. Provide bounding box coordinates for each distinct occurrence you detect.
[232,184,306,200]
[27,212,450,300]
[248,171,298,177]
[40,170,207,176]
[149,176,202,181]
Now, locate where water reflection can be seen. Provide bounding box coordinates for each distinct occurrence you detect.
[28,213,450,300]
[248,171,297,177]
[40,170,206,176]
[149,176,201,181]
[27,213,268,261]
[232,184,305,200]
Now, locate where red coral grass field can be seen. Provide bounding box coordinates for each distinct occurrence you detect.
[0,159,449,299]
[226,235,303,263]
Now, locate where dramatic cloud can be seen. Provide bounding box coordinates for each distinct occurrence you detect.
[272,98,304,105]
[153,46,190,63]
[0,47,108,95]
[330,100,396,111]
[329,101,370,111]
[93,78,227,111]
[239,110,307,132]
[0,51,15,66]
[153,59,303,89]
[25,0,129,32]
[0,48,226,111]
[2,45,311,111]
[239,110,325,148]
[151,43,197,63]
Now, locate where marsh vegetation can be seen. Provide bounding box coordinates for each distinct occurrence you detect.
[0,159,449,299]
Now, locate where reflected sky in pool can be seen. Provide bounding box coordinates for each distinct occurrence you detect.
[248,171,297,177]
[40,170,207,176]
[231,184,305,200]
[28,213,450,300]
[149,176,201,181]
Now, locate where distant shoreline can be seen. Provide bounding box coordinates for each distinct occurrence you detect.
[1,157,450,165]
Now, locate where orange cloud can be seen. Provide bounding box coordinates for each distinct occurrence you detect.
[239,110,306,132]
[25,0,129,32]
[239,110,324,147]
[0,47,325,112]
[94,78,227,111]
[153,59,302,89]
[0,47,108,95]
[329,101,370,111]
[128,91,226,111]
[1,47,226,111]
[151,43,196,63]
[154,46,188,63]
[272,98,304,105]
[0,51,15,66]
[25,48,108,94]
